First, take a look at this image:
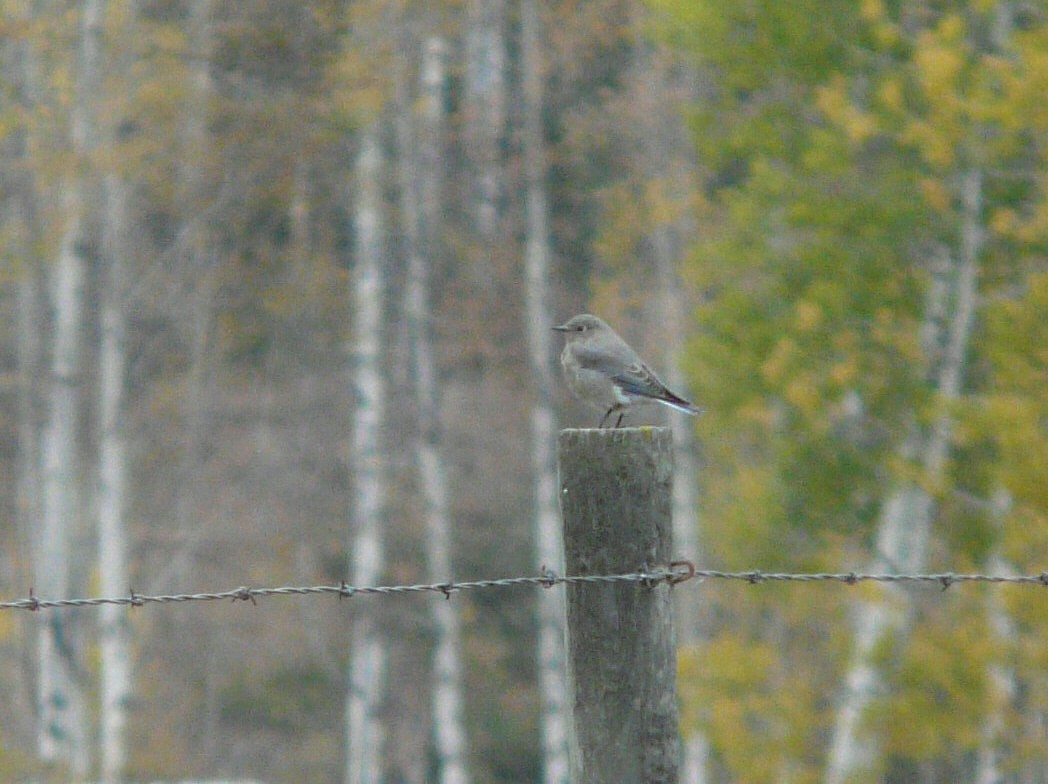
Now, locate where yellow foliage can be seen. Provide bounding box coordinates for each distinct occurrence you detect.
[1011,197,1048,245]
[846,109,878,143]
[785,373,820,412]
[739,398,778,430]
[919,177,952,213]
[814,77,848,125]
[643,177,691,227]
[916,41,964,97]
[816,75,877,142]
[877,603,993,758]
[912,118,958,167]
[761,337,799,384]
[794,299,822,331]
[688,635,780,773]
[860,0,884,22]
[989,207,1017,237]
[872,19,900,49]
[876,77,904,115]
[829,358,857,386]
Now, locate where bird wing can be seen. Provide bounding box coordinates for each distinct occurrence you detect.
[612,362,673,399]
[572,343,667,395]
[572,342,702,412]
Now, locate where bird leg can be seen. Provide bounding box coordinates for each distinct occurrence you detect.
[614,412,625,428]
[599,408,615,428]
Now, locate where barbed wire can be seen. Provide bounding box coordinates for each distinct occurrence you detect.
[3,562,1046,613]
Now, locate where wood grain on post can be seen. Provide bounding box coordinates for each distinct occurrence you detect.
[558,427,679,784]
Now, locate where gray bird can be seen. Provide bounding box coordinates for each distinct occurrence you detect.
[553,313,703,428]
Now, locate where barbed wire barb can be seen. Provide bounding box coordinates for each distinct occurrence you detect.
[2,564,1046,613]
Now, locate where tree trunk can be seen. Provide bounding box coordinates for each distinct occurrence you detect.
[975,490,1017,784]
[38,203,89,774]
[521,1,569,781]
[36,1,106,773]
[465,0,506,289]
[345,122,389,784]
[404,35,471,784]
[98,165,132,784]
[96,9,138,778]
[825,169,983,784]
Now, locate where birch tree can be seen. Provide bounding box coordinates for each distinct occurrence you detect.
[36,1,106,773]
[465,0,505,274]
[521,0,569,780]
[402,34,471,784]
[974,491,1018,784]
[97,119,131,784]
[97,178,132,784]
[824,2,1000,773]
[94,8,139,778]
[825,170,984,783]
[345,122,389,784]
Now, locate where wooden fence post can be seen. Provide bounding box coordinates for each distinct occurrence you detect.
[558,427,679,784]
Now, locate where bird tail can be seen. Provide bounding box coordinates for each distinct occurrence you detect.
[655,394,704,417]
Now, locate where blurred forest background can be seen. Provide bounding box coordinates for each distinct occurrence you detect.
[3,0,1048,783]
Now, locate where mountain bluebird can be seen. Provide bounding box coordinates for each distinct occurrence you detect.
[553,313,704,428]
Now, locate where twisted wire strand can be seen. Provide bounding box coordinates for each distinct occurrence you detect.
[4,564,1045,612]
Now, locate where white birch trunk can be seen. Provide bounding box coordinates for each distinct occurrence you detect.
[345,123,388,784]
[465,0,505,268]
[98,167,132,784]
[975,491,1017,784]
[825,169,983,784]
[37,199,89,774]
[37,2,105,773]
[406,36,470,784]
[521,2,569,780]
[96,8,138,777]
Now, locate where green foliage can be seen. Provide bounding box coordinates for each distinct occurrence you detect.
[650,0,864,171]
[657,0,1048,778]
[870,591,995,781]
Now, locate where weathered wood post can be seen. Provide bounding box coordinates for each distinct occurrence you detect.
[558,427,679,784]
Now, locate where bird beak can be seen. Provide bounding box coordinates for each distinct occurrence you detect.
[552,323,569,332]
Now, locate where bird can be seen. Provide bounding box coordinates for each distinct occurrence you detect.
[552,313,703,428]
